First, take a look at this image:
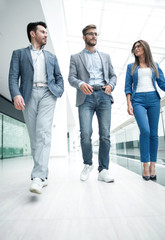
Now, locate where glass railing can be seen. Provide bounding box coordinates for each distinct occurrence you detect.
[109,97,165,186]
[0,113,31,159]
[0,114,2,159]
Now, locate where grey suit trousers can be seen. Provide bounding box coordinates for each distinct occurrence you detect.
[23,87,57,180]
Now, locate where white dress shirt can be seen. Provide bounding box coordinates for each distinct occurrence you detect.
[83,48,105,86]
[30,45,47,83]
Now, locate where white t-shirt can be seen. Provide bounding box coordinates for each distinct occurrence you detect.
[136,68,155,92]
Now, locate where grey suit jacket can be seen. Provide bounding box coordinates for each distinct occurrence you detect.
[68,50,117,107]
[9,47,64,104]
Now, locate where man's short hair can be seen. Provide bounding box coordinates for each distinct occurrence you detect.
[27,21,47,43]
[82,24,97,36]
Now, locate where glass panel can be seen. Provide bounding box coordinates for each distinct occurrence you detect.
[111,101,165,186]
[2,115,31,158]
[158,105,165,163]
[0,114,2,159]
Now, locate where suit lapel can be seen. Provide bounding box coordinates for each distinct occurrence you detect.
[98,52,106,75]
[43,50,49,76]
[43,50,48,64]
[25,47,33,68]
[135,66,139,80]
[152,68,155,78]
[79,51,89,72]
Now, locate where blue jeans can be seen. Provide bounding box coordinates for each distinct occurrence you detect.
[132,91,160,163]
[78,89,111,172]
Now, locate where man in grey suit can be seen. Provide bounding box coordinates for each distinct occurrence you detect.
[68,24,117,183]
[9,21,64,194]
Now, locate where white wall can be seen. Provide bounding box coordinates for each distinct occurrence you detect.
[0,0,68,157]
[0,0,53,99]
[41,0,80,156]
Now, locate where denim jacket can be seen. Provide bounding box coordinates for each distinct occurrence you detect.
[124,63,165,101]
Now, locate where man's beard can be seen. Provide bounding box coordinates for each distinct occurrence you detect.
[85,39,97,47]
[39,38,47,46]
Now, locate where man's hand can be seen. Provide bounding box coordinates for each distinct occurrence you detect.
[80,83,93,95]
[14,95,25,110]
[102,85,112,95]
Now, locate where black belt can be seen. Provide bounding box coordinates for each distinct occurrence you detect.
[91,85,105,91]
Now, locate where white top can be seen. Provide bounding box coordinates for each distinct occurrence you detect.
[136,68,155,92]
[30,45,47,83]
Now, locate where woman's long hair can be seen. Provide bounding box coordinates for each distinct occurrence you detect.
[131,40,159,77]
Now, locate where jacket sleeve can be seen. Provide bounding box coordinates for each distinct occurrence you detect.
[125,64,133,96]
[53,55,64,97]
[8,50,22,100]
[156,63,165,91]
[108,54,117,91]
[68,55,84,89]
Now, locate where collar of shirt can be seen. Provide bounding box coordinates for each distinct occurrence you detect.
[83,48,97,54]
[29,44,45,52]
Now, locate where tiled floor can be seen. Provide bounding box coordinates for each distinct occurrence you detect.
[0,152,165,240]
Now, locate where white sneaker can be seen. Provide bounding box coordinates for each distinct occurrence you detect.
[29,177,43,194]
[80,164,94,181]
[43,179,48,187]
[98,169,114,183]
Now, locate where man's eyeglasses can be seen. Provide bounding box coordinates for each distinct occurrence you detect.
[133,44,142,51]
[85,32,99,36]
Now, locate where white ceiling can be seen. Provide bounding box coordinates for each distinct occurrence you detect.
[1,0,165,132]
[54,0,165,130]
[0,0,54,100]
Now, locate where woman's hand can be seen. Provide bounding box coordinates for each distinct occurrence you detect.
[127,102,134,116]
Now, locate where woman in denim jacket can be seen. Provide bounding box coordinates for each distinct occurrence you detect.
[125,40,165,181]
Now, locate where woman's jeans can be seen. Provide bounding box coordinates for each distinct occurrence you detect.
[78,89,111,172]
[132,91,160,163]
